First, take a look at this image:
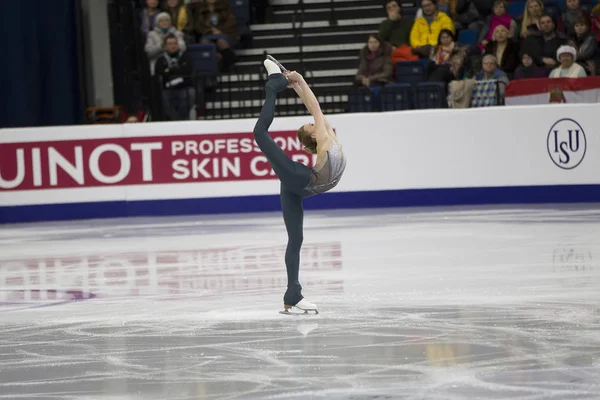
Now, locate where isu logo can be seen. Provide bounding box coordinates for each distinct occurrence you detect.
[547,118,586,170]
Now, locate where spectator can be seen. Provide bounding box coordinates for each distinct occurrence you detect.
[184,0,204,41]
[192,0,238,71]
[355,34,394,87]
[520,0,544,38]
[558,0,591,37]
[475,54,510,96]
[569,17,597,75]
[165,0,188,32]
[416,0,456,19]
[549,45,587,77]
[140,0,162,37]
[427,47,469,87]
[478,0,518,50]
[431,29,460,65]
[410,0,456,57]
[473,0,494,19]
[155,34,196,120]
[454,0,484,31]
[593,4,600,42]
[521,14,568,71]
[513,52,548,79]
[378,0,414,50]
[145,12,186,74]
[483,25,520,76]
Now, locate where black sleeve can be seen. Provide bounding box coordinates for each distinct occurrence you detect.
[154,57,168,76]
[178,52,194,77]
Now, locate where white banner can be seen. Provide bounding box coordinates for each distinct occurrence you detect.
[1,104,599,208]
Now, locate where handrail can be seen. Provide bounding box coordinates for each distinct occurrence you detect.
[291,0,307,75]
[329,0,337,26]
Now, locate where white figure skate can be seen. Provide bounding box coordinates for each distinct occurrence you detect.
[263,58,282,76]
[266,55,289,73]
[280,298,319,315]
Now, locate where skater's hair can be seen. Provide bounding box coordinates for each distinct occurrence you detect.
[297,126,318,154]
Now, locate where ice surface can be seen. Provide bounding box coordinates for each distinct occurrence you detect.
[1,205,599,399]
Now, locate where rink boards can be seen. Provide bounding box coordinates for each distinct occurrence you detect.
[1,103,600,223]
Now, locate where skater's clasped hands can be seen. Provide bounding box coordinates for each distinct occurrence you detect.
[284,71,304,84]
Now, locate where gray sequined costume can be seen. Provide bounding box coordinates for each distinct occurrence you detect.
[306,143,347,195]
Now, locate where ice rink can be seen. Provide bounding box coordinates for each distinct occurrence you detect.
[1,205,599,399]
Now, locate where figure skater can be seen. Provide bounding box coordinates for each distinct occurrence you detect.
[254,56,346,314]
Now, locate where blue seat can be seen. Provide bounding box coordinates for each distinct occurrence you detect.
[457,29,478,47]
[554,0,566,11]
[413,82,446,109]
[230,0,250,26]
[348,87,374,113]
[396,61,425,84]
[380,84,412,111]
[580,0,593,10]
[187,44,218,77]
[507,1,526,18]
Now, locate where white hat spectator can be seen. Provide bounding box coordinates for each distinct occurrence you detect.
[156,12,172,24]
[556,45,576,61]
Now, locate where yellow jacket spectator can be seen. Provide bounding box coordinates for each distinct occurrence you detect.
[410,0,455,52]
[165,0,188,32]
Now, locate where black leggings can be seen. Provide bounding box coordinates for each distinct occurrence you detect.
[253,74,313,306]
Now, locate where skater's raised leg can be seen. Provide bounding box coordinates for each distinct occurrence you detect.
[253,61,312,193]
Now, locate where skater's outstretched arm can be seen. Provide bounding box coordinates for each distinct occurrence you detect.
[288,82,334,132]
[285,72,333,144]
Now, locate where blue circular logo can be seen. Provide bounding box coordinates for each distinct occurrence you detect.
[547,119,586,170]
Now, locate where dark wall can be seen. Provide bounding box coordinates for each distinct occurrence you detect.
[0,0,85,128]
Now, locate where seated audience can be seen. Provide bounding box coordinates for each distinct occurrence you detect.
[593,4,600,42]
[454,0,485,31]
[549,45,587,77]
[410,0,456,57]
[475,54,510,96]
[378,0,415,62]
[558,0,591,37]
[140,0,162,37]
[478,0,518,50]
[191,0,238,71]
[355,34,394,87]
[569,17,597,75]
[431,29,460,65]
[521,14,568,71]
[483,25,520,76]
[427,47,470,87]
[145,13,187,75]
[415,0,456,20]
[155,34,196,120]
[473,0,494,19]
[165,0,188,32]
[520,0,544,39]
[513,52,548,79]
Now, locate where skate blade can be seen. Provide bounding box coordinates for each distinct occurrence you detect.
[280,308,319,316]
[266,55,289,72]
